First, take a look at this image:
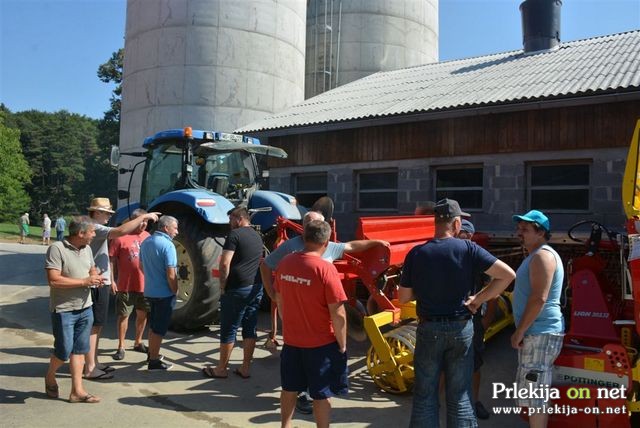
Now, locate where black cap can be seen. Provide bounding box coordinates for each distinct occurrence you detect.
[434,198,471,219]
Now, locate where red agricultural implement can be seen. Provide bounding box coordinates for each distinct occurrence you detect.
[272,208,515,394]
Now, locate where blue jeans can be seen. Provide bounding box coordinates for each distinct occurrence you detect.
[410,319,476,428]
[219,284,263,344]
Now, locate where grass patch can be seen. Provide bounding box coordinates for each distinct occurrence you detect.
[0,222,44,243]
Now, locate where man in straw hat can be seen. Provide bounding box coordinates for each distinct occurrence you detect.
[83,197,160,380]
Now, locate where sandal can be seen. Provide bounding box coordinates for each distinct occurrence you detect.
[45,380,59,399]
[96,363,115,373]
[202,366,228,379]
[84,368,114,380]
[264,331,280,350]
[69,393,101,404]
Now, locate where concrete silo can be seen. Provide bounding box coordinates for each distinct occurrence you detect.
[305,0,438,98]
[118,0,306,198]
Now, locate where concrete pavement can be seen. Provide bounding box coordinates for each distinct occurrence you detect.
[0,242,525,427]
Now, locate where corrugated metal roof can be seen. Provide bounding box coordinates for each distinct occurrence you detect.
[238,31,640,134]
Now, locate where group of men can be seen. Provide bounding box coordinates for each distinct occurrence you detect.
[44,198,176,403]
[42,195,564,428]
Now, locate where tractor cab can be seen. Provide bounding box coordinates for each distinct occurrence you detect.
[139,128,286,207]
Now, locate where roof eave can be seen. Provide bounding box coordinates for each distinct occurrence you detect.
[243,88,640,139]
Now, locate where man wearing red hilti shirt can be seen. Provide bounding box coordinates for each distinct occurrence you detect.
[274,219,348,428]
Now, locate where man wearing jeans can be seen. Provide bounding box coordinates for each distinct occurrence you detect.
[140,215,179,371]
[511,210,564,428]
[399,198,515,427]
[203,206,263,379]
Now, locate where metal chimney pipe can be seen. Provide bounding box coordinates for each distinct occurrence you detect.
[520,0,562,53]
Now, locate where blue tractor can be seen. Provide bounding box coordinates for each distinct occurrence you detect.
[111,127,301,330]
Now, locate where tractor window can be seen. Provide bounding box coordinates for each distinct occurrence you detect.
[141,144,183,205]
[192,151,254,191]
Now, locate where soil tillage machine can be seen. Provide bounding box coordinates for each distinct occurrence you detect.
[272,195,516,394]
[544,119,640,427]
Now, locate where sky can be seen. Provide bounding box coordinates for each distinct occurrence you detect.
[1,0,639,120]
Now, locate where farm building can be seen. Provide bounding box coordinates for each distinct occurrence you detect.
[238,29,640,239]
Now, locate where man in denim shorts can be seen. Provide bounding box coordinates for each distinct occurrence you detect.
[140,215,179,371]
[512,210,564,427]
[274,220,348,427]
[45,216,106,403]
[109,209,151,360]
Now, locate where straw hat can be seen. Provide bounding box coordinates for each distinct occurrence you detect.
[87,197,115,214]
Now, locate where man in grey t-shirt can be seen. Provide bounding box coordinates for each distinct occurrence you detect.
[45,216,105,403]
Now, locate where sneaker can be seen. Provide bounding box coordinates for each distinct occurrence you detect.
[295,392,313,415]
[148,359,172,371]
[146,353,165,362]
[133,343,148,353]
[475,401,490,420]
[112,348,125,361]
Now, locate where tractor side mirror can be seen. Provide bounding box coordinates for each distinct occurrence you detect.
[110,146,120,168]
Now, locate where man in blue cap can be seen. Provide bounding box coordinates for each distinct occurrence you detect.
[511,210,564,428]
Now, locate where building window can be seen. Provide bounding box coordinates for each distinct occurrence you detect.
[528,163,590,212]
[294,173,327,207]
[357,170,398,211]
[435,166,483,210]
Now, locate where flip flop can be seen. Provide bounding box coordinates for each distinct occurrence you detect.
[233,368,250,379]
[45,380,59,398]
[84,368,114,380]
[97,364,115,373]
[133,343,148,353]
[69,393,101,404]
[202,367,227,379]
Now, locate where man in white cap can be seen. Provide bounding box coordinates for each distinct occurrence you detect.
[83,197,160,380]
[511,210,564,428]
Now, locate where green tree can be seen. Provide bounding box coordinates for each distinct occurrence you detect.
[89,48,123,205]
[12,109,100,216]
[97,48,123,121]
[0,110,32,221]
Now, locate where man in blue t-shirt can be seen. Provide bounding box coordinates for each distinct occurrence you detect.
[140,215,179,371]
[399,198,515,427]
[55,215,67,242]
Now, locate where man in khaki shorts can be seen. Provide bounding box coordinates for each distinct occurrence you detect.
[109,209,151,360]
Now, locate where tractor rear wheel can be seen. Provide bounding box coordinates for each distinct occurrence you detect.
[170,214,227,331]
